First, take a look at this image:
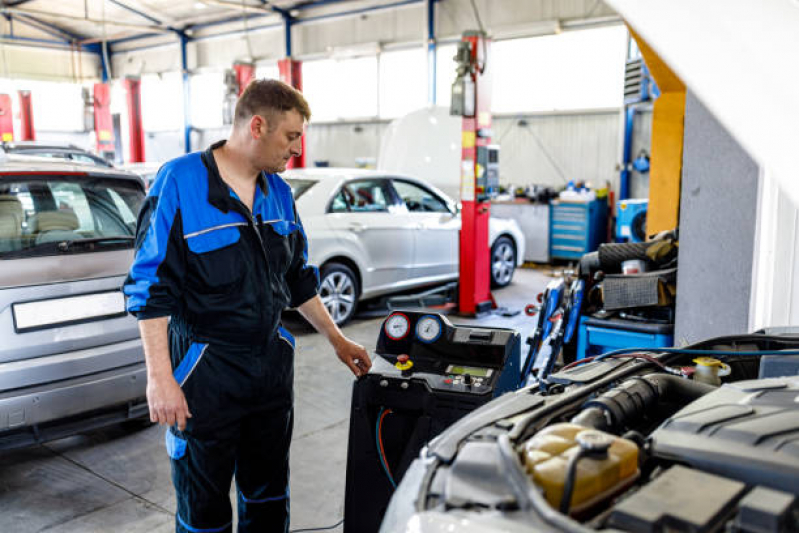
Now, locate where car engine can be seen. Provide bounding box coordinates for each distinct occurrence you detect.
[388,331,799,533]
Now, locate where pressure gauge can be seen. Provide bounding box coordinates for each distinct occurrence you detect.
[416,315,442,343]
[384,313,410,340]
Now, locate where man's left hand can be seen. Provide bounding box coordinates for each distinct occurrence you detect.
[334,338,372,377]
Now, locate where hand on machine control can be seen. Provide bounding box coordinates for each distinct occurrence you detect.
[335,337,372,377]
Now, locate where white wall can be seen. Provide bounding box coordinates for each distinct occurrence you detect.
[750,170,799,330]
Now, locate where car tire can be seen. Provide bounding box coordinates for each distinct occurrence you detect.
[319,262,359,326]
[490,236,516,288]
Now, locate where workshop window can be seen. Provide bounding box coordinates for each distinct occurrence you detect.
[435,44,458,108]
[303,57,378,121]
[379,48,427,118]
[492,25,628,113]
[141,72,184,132]
[10,80,86,132]
[255,63,280,81]
[190,72,225,129]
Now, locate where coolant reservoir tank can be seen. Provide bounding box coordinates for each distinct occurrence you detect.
[520,423,639,513]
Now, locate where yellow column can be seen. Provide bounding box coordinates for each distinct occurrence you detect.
[629,26,686,235]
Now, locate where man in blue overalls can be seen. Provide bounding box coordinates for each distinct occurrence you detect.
[124,79,371,533]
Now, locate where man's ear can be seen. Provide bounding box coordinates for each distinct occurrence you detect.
[250,115,267,139]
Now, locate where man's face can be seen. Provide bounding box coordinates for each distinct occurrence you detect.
[256,109,305,173]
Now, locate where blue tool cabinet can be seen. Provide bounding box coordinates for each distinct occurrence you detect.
[549,199,608,260]
[576,316,674,361]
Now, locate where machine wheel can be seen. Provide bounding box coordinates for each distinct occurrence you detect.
[490,236,516,288]
[320,262,359,326]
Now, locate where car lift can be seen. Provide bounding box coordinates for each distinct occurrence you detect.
[93,83,115,161]
[0,94,14,142]
[454,31,496,317]
[18,91,34,141]
[124,77,145,163]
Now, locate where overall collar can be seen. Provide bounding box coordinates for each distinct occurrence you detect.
[201,139,268,213]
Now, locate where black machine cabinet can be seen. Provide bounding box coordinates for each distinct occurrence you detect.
[343,311,521,533]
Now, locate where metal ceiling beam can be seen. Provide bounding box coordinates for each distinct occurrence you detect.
[3,0,38,7]
[10,14,69,42]
[12,12,87,41]
[289,0,357,9]
[107,0,164,25]
[1,6,173,34]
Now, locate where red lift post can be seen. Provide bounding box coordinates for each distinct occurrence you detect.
[456,32,494,316]
[233,62,255,96]
[124,77,145,163]
[278,58,305,169]
[18,91,35,141]
[93,83,115,160]
[0,94,13,142]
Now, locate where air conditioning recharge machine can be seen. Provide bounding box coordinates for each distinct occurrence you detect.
[342,311,521,532]
[343,31,517,532]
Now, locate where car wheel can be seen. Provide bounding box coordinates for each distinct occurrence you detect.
[490,236,516,288]
[319,262,359,326]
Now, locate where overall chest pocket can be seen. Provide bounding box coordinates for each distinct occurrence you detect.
[186,225,245,292]
[261,220,299,274]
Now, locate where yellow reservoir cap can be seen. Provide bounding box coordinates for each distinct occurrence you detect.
[520,423,639,513]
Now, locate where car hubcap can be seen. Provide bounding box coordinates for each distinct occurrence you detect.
[320,272,356,323]
[492,242,515,285]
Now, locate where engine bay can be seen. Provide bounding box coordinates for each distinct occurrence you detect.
[413,332,799,533]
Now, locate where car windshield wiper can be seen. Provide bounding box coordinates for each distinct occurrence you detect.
[57,236,135,252]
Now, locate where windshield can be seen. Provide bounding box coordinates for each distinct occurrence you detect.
[0,175,144,258]
[285,178,317,199]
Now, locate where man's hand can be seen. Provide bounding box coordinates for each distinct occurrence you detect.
[334,337,372,377]
[147,375,192,431]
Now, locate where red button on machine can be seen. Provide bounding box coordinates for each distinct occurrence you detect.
[397,355,409,364]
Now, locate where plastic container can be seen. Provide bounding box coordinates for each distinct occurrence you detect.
[520,423,639,512]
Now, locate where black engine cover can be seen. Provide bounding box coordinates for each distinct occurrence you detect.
[650,377,799,495]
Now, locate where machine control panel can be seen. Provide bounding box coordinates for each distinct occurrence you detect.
[373,311,520,398]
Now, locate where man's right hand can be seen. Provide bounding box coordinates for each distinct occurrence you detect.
[147,375,192,431]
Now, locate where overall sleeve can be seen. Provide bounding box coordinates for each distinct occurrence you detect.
[123,171,186,319]
[286,202,320,309]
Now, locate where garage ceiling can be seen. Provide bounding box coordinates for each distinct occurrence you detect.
[0,0,385,43]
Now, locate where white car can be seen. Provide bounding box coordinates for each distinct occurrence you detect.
[284,168,525,324]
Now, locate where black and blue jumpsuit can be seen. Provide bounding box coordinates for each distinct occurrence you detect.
[123,140,320,533]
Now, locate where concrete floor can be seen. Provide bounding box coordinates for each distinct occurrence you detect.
[0,268,551,533]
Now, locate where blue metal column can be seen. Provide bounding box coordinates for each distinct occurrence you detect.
[284,13,293,56]
[179,32,191,154]
[427,0,436,104]
[619,106,635,201]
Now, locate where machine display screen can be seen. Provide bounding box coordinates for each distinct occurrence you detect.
[447,365,491,377]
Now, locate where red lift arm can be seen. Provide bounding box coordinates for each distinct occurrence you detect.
[233,62,255,96]
[278,58,305,169]
[0,94,13,142]
[18,91,35,141]
[93,83,115,159]
[124,77,145,163]
[457,32,494,316]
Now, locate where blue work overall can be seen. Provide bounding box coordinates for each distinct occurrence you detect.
[124,140,320,533]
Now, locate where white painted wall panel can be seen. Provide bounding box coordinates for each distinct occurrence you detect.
[493,110,620,190]
[0,45,100,81]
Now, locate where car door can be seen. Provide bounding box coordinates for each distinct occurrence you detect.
[390,179,460,280]
[325,178,414,291]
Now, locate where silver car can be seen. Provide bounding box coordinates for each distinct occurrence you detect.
[284,169,526,325]
[0,156,147,450]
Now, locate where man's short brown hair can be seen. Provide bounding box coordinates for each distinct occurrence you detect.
[234,78,311,128]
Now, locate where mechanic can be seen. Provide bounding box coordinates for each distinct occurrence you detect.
[123,79,371,533]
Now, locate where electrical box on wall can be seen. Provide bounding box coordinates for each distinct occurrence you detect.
[476,144,499,202]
